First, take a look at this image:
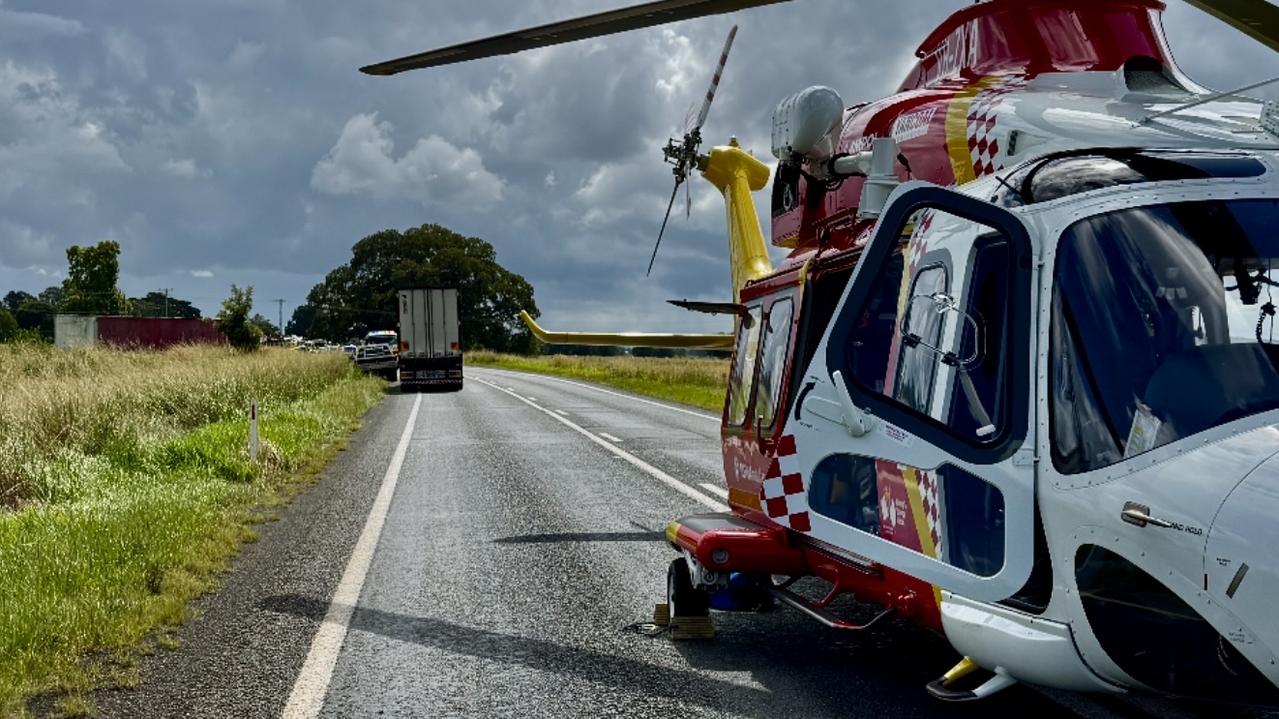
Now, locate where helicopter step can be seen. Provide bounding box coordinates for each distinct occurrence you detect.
[925,657,1018,702]
[768,584,892,631]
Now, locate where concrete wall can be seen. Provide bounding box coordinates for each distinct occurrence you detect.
[54,314,97,349]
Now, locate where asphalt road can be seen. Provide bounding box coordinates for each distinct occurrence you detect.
[97,368,1267,718]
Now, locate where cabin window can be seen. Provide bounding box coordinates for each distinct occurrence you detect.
[808,454,880,535]
[947,238,1012,441]
[728,305,763,426]
[809,455,1005,577]
[894,264,949,416]
[836,204,1025,458]
[846,252,905,396]
[753,297,795,431]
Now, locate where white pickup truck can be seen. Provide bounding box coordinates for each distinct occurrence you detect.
[354,330,399,380]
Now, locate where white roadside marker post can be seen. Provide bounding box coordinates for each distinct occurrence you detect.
[249,400,259,463]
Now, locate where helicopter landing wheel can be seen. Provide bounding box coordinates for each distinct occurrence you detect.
[667,557,709,618]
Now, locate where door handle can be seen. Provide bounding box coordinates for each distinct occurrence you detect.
[1121,502,1174,529]
[831,370,876,437]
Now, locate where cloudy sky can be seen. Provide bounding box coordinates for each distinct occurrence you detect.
[0,0,1276,333]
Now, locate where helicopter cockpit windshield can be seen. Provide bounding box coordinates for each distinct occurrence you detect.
[1052,198,1279,474]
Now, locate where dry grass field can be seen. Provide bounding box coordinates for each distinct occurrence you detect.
[0,344,383,716]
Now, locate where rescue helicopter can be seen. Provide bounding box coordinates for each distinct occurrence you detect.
[361,0,1279,705]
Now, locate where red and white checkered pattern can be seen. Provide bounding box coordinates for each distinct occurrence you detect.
[758,435,811,532]
[965,79,1025,178]
[917,469,945,559]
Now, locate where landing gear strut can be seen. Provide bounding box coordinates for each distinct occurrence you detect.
[667,557,709,618]
[658,557,714,639]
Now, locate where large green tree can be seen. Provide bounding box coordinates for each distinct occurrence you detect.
[285,303,317,337]
[38,286,63,308]
[215,285,261,352]
[15,300,55,340]
[61,241,130,315]
[306,224,539,352]
[3,290,34,314]
[249,313,279,337]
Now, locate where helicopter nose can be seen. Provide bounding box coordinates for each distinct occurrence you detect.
[1204,453,1279,690]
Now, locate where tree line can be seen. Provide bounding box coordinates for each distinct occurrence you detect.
[0,241,279,347]
[3,225,542,354]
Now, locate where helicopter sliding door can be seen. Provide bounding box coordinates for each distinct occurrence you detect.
[776,185,1038,601]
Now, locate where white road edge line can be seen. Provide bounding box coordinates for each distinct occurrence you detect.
[699,482,730,500]
[598,432,623,443]
[475,377,728,512]
[281,392,422,719]
[474,368,718,422]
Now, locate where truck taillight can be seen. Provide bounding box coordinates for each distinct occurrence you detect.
[400,341,409,352]
[450,342,459,350]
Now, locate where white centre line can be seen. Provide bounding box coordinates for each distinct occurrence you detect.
[699,482,730,500]
[474,377,727,512]
[281,392,422,719]
[598,431,623,443]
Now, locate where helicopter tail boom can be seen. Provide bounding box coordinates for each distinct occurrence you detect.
[518,310,734,350]
[700,141,774,301]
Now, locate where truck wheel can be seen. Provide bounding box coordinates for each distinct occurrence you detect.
[667,557,709,618]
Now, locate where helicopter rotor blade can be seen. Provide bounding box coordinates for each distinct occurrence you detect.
[361,0,786,75]
[693,24,738,131]
[685,177,692,218]
[1182,0,1279,52]
[648,179,683,276]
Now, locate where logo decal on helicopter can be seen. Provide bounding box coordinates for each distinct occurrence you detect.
[892,107,938,143]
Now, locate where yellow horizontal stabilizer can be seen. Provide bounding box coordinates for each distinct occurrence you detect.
[519,311,734,350]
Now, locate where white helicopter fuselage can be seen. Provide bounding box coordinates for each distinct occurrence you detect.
[786,142,1279,700]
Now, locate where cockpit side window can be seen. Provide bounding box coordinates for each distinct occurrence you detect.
[753,296,795,431]
[1051,199,1279,473]
[727,305,763,427]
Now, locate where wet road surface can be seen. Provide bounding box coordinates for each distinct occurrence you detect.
[98,368,1268,718]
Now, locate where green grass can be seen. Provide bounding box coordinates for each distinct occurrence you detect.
[467,351,729,412]
[0,345,384,717]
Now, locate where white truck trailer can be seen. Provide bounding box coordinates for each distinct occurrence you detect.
[396,287,463,391]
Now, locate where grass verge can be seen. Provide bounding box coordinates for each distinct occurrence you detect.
[0,346,384,717]
[467,350,728,412]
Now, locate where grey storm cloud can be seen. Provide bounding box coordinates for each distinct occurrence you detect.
[0,0,1274,328]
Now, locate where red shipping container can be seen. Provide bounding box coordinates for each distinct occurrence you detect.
[95,317,226,349]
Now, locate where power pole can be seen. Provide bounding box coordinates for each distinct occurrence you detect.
[159,288,173,318]
[273,298,285,335]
